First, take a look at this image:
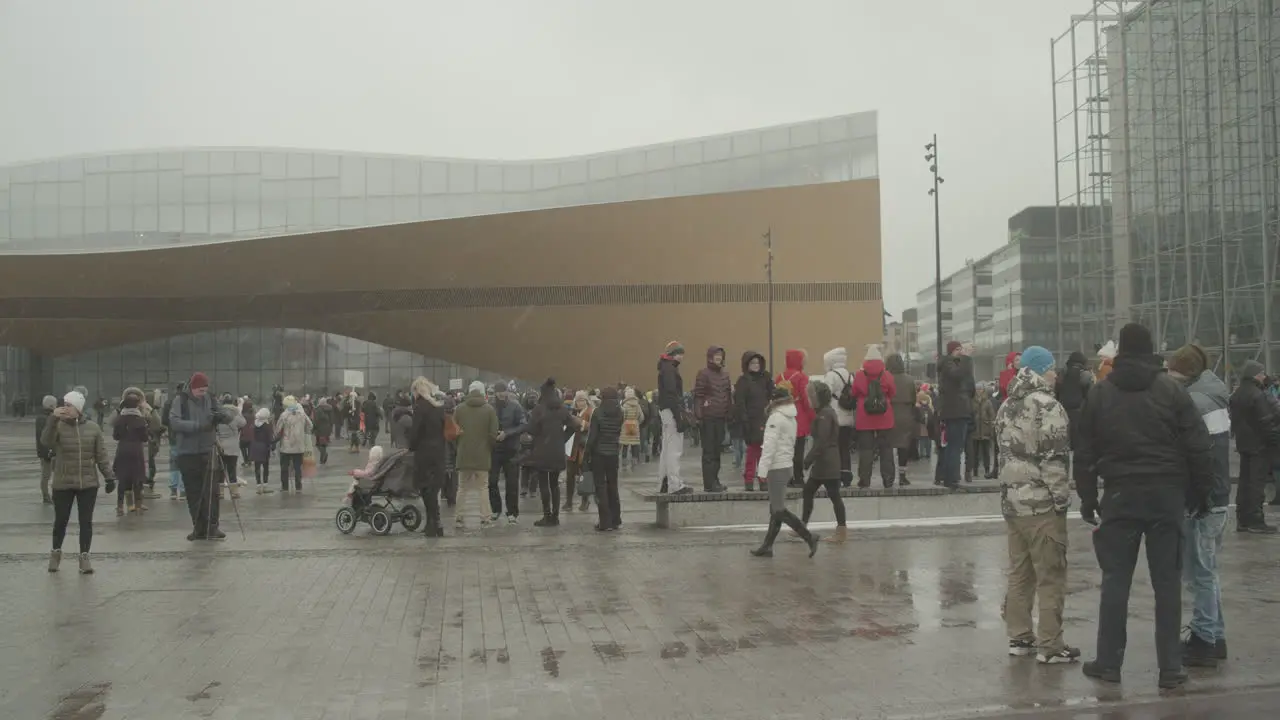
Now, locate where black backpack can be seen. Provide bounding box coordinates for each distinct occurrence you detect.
[863,371,889,415]
[835,370,857,411]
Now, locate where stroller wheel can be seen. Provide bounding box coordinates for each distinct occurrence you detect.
[369,509,393,536]
[400,505,423,532]
[335,507,357,535]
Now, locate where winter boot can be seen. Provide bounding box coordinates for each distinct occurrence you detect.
[897,469,909,486]
[825,525,848,544]
[751,513,784,557]
[78,553,93,575]
[779,510,820,557]
[48,549,61,573]
[1182,632,1218,668]
[579,497,590,512]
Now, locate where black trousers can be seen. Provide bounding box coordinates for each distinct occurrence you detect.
[802,475,846,526]
[254,461,270,485]
[539,471,562,517]
[700,418,727,490]
[239,441,251,465]
[279,452,303,491]
[366,427,380,447]
[317,444,328,465]
[176,453,220,536]
[415,461,446,532]
[838,426,854,487]
[489,450,520,517]
[759,509,813,550]
[221,454,238,486]
[593,454,622,528]
[1092,486,1184,672]
[969,438,992,476]
[791,436,807,486]
[1237,452,1269,528]
[857,429,894,487]
[52,487,97,553]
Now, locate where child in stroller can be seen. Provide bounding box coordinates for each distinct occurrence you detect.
[334,445,423,535]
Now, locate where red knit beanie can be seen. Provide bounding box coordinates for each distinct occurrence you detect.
[189,372,210,391]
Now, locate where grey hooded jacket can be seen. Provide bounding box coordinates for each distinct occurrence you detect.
[1185,370,1232,508]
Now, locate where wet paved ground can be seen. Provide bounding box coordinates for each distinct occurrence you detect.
[1,419,1278,719]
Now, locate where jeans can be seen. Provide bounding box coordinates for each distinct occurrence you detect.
[176,453,220,536]
[917,436,932,459]
[489,450,520,517]
[937,419,970,488]
[279,452,303,491]
[658,409,685,492]
[1092,486,1184,671]
[168,445,184,493]
[700,418,727,490]
[731,438,745,468]
[1184,509,1227,643]
[593,454,622,528]
[52,487,97,553]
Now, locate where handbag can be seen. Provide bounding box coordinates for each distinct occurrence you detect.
[578,469,595,496]
[301,433,318,479]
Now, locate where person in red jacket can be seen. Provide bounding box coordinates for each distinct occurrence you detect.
[999,351,1021,400]
[851,344,898,488]
[776,349,815,487]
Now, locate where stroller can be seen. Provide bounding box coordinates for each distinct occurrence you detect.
[335,449,422,535]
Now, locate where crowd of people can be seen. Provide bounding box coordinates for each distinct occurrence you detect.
[27,324,1280,690]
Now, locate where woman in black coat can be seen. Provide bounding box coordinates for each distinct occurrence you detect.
[113,394,151,515]
[408,378,447,537]
[734,350,774,491]
[526,378,578,527]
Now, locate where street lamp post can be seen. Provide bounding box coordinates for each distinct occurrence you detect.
[926,136,945,365]
[763,227,775,374]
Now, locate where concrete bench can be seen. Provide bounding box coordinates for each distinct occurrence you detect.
[633,485,1003,529]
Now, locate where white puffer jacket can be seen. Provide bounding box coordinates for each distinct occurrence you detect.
[823,347,855,428]
[757,401,798,477]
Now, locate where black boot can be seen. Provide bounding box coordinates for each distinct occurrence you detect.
[751,513,784,557]
[779,510,820,557]
[1182,632,1218,668]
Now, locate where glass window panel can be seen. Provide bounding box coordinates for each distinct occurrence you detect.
[261,202,285,230]
[340,155,366,197]
[36,208,58,238]
[100,346,122,370]
[314,153,339,177]
[704,137,732,162]
[761,127,789,152]
[169,334,193,368]
[261,179,286,201]
[184,204,208,233]
[261,152,287,179]
[477,165,503,192]
[134,154,157,170]
[209,151,234,174]
[85,175,107,206]
[234,152,260,173]
[589,178,619,203]
[184,151,210,174]
[121,343,145,373]
[394,159,419,194]
[183,176,209,202]
[392,196,419,221]
[134,205,158,232]
[368,344,390,368]
[234,203,260,231]
[732,132,762,157]
[108,154,135,172]
[730,156,761,186]
[158,170,183,203]
[389,349,413,366]
[646,170,674,197]
[109,204,132,231]
[10,183,34,206]
[369,366,390,390]
[532,164,559,190]
[0,209,8,240]
[447,163,474,193]
[238,371,262,402]
[287,179,311,200]
[283,329,306,369]
[58,159,84,181]
[420,195,450,217]
[145,340,167,371]
[210,203,233,234]
[287,198,312,226]
[644,147,673,171]
[558,160,587,184]
[209,175,235,203]
[389,366,414,393]
[673,142,702,166]
[157,152,182,170]
[35,183,58,206]
[421,162,447,192]
[237,328,260,367]
[588,156,616,180]
[132,172,157,202]
[314,177,338,198]
[59,181,84,206]
[158,205,182,232]
[325,334,346,368]
[32,163,57,184]
[261,328,283,368]
[314,198,338,226]
[366,158,394,196]
[84,207,106,233]
[366,197,393,224]
[288,152,313,179]
[339,198,365,225]
[108,173,133,204]
[59,207,83,236]
[283,370,305,394]
[0,168,7,190]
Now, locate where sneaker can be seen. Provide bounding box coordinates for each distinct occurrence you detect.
[78,553,93,575]
[1082,661,1121,684]
[260,486,274,494]
[169,489,178,500]
[143,490,161,499]
[673,487,693,495]
[749,546,773,558]
[490,513,501,522]
[1214,639,1228,661]
[207,528,227,540]
[533,515,557,527]
[1158,668,1188,689]
[1038,646,1081,664]
[1008,639,1036,657]
[1182,631,1218,668]
[116,506,126,517]
[48,549,61,573]
[506,515,518,525]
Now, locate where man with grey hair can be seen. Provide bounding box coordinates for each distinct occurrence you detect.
[36,395,58,504]
[1228,359,1280,534]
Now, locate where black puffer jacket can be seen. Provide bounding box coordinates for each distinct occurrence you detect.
[525,392,575,473]
[936,354,975,420]
[733,350,773,446]
[657,356,684,413]
[1228,376,1280,456]
[409,395,447,479]
[1074,353,1212,508]
[586,399,624,458]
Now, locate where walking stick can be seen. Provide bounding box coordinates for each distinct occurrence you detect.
[210,445,247,541]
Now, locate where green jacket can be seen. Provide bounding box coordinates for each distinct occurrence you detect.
[41,414,113,491]
[453,391,499,472]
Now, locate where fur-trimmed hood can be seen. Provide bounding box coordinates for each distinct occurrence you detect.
[411,377,442,406]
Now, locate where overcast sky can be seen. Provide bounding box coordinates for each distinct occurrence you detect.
[0,0,1093,315]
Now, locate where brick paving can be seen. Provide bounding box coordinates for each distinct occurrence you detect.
[1,420,1278,719]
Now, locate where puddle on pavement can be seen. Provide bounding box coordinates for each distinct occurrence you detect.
[592,641,629,661]
[49,681,110,720]
[540,647,564,677]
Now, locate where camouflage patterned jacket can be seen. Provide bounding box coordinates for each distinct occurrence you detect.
[995,367,1071,518]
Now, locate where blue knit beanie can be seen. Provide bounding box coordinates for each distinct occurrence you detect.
[1021,346,1055,376]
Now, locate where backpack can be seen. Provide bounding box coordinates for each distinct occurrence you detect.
[835,369,856,411]
[863,371,889,415]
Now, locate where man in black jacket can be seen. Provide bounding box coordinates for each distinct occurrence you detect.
[490,382,529,523]
[1055,350,1093,455]
[1228,359,1280,534]
[1075,323,1212,690]
[936,340,975,489]
[657,341,690,494]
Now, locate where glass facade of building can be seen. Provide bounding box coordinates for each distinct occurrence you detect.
[0,111,880,406]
